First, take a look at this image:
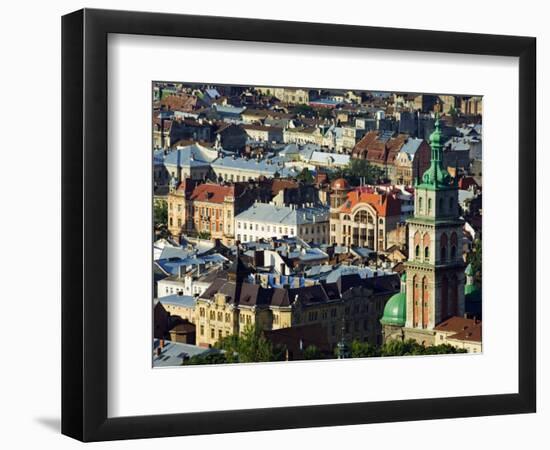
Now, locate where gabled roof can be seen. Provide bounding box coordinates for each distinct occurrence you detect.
[189,183,235,204]
[339,187,402,217]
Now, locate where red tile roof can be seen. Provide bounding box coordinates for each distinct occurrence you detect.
[339,187,402,217]
[435,316,482,343]
[189,183,235,204]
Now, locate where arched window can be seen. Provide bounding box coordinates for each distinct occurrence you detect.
[415,245,420,258]
[418,197,423,212]
[450,232,458,259]
[428,198,432,213]
[439,197,444,212]
[422,232,431,258]
[448,196,454,213]
[440,233,448,262]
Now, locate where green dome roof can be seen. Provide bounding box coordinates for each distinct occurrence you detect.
[418,116,453,189]
[380,292,406,326]
[465,263,474,276]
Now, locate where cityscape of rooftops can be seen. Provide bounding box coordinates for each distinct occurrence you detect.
[152,82,482,366]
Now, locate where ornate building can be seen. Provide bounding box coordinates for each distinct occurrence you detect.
[381,118,469,346]
[329,178,402,251]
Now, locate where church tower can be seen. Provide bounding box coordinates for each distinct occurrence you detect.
[404,117,465,334]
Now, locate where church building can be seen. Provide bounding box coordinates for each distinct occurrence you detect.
[381,117,479,348]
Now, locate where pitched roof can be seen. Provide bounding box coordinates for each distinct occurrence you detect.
[189,183,235,204]
[434,316,482,342]
[338,187,402,217]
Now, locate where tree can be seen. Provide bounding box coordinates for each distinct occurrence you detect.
[153,199,168,228]
[347,159,385,185]
[197,231,211,240]
[379,339,467,357]
[297,167,314,183]
[215,325,284,363]
[303,345,322,360]
[468,238,482,285]
[350,339,379,358]
[237,325,275,363]
[291,104,315,117]
[182,352,228,365]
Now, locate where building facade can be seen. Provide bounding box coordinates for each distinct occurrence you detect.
[329,179,403,251]
[381,118,468,346]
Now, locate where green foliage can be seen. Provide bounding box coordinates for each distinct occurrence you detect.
[379,339,467,357]
[197,231,211,240]
[153,199,168,228]
[291,104,315,117]
[316,108,333,120]
[350,340,379,358]
[215,325,285,363]
[334,159,385,186]
[182,352,228,365]
[297,167,314,183]
[303,345,322,360]
[467,238,482,284]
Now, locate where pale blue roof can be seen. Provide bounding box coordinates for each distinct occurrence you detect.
[205,88,220,98]
[211,155,300,178]
[236,203,329,226]
[307,151,349,166]
[214,104,245,115]
[159,294,196,308]
[164,144,218,168]
[153,339,219,367]
[400,138,424,156]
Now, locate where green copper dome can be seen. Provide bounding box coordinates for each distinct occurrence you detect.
[380,292,406,327]
[465,263,474,277]
[418,116,453,189]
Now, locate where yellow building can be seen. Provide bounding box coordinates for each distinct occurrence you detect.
[194,251,400,348]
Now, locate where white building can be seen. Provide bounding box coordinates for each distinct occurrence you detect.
[235,202,330,244]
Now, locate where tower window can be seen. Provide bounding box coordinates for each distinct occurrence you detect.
[428,198,432,213]
[418,197,423,211]
[451,245,457,259]
[440,246,447,261]
[424,246,430,259]
[415,245,420,259]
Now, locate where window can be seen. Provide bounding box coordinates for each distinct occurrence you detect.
[200,325,204,336]
[218,330,223,339]
[169,217,173,226]
[418,197,423,211]
[424,246,430,259]
[210,328,215,338]
[428,198,432,213]
[415,245,420,258]
[451,245,457,259]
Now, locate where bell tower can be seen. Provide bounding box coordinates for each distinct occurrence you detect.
[404,117,465,332]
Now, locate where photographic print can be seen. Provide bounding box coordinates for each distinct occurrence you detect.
[152,82,482,367]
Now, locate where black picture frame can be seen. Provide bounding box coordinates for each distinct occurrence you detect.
[62,8,536,442]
